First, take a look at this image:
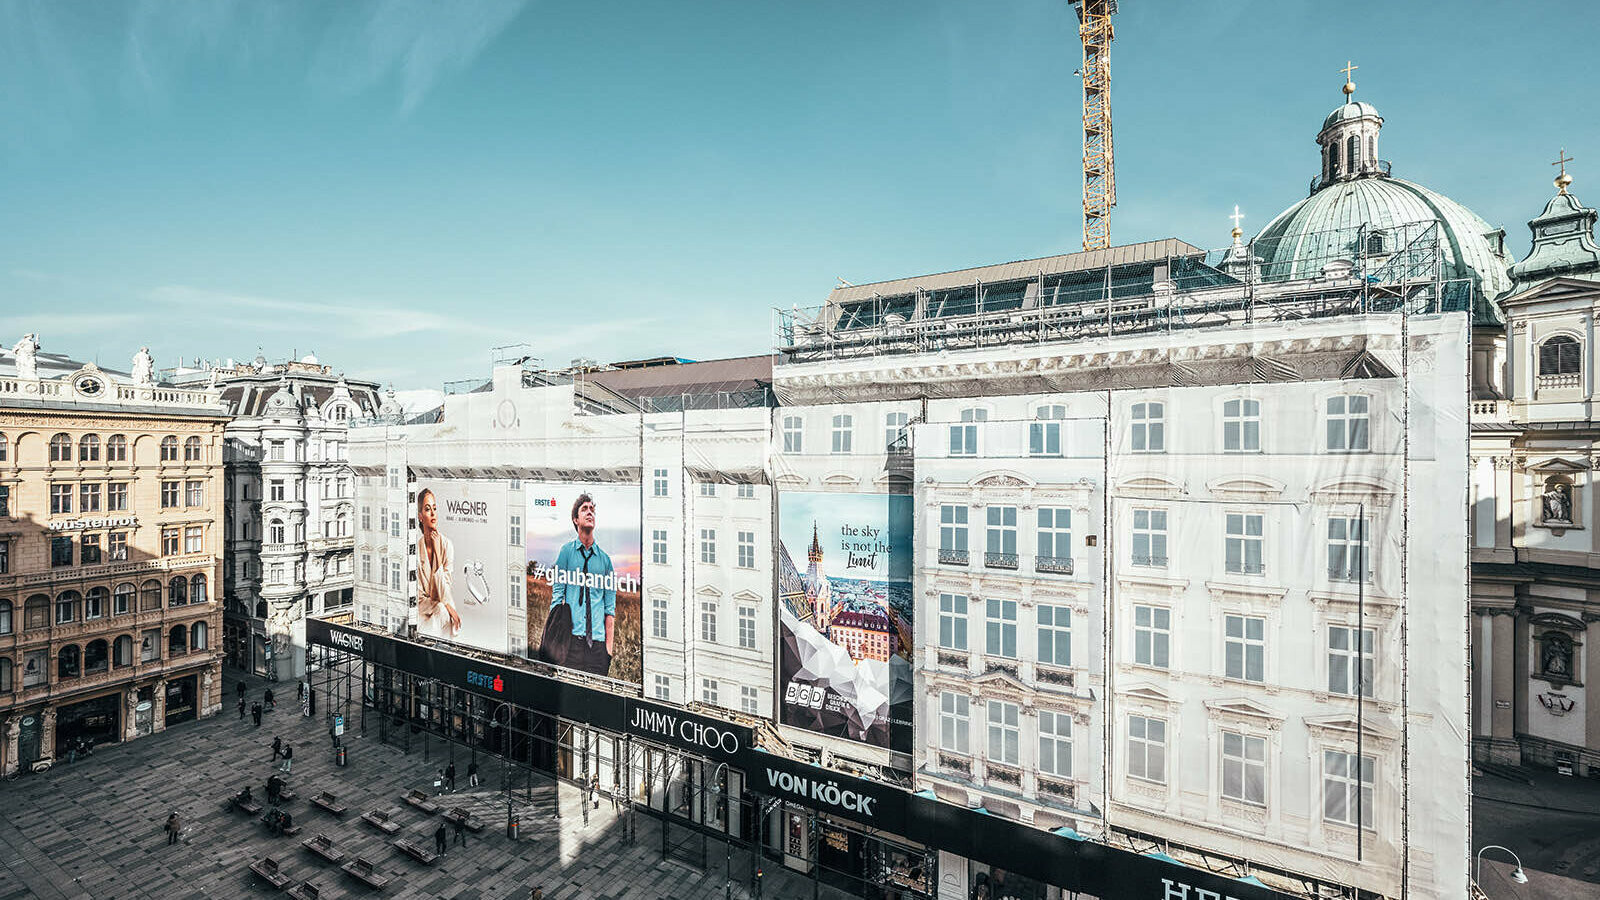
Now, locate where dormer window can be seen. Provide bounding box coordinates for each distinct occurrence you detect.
[1539,335,1581,376]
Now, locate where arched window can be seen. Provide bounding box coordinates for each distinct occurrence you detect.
[168,625,188,655]
[79,434,100,462]
[190,622,208,651]
[168,575,188,607]
[85,586,108,620]
[1346,134,1359,170]
[0,657,11,692]
[190,574,207,605]
[0,598,10,635]
[113,582,135,615]
[50,433,73,462]
[58,644,81,679]
[160,436,179,462]
[55,590,80,625]
[1539,335,1582,376]
[23,594,49,630]
[84,639,108,673]
[139,579,162,612]
[113,635,133,667]
[1329,141,1341,178]
[269,519,285,544]
[106,434,128,462]
[0,431,7,462]
[184,436,202,462]
[1367,135,1376,163]
[336,513,349,538]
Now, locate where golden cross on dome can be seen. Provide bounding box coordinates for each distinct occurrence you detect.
[1229,205,1245,239]
[1554,148,1575,193]
[1340,60,1358,97]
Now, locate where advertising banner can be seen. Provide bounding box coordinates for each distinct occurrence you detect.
[414,479,513,654]
[778,491,914,750]
[522,482,643,684]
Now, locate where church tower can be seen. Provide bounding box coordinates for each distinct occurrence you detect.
[804,521,831,631]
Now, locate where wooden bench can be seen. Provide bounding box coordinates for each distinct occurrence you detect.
[230,795,264,816]
[286,882,322,900]
[442,806,486,833]
[260,811,303,837]
[361,809,402,835]
[340,857,391,890]
[402,789,440,815]
[392,837,440,866]
[277,788,298,803]
[310,792,347,817]
[301,834,345,865]
[249,856,294,890]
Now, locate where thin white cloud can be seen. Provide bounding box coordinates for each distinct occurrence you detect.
[308,0,531,116]
[146,283,516,340]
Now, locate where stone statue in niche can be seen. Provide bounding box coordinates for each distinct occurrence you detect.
[11,333,38,380]
[1542,633,1573,679]
[1543,481,1573,524]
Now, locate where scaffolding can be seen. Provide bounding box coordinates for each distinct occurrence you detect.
[775,219,1462,365]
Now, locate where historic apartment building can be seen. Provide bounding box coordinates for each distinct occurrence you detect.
[0,340,228,775]
[198,355,381,681]
[1470,174,1600,776]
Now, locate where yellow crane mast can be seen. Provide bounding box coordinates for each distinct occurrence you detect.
[1070,0,1117,251]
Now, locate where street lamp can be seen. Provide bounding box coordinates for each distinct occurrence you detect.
[1475,845,1530,889]
[713,762,732,900]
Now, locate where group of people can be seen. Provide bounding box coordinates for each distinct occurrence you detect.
[434,760,481,794]
[432,818,469,855]
[270,735,294,772]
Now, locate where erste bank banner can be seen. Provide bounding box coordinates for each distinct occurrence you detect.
[777,491,914,751]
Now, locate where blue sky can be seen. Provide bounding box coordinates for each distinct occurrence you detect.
[2,0,1595,390]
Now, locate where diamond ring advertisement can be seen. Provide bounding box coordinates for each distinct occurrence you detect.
[462,561,491,605]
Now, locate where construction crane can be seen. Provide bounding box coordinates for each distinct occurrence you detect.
[1070,0,1117,251]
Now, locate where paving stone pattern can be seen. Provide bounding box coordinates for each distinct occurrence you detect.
[0,674,855,900]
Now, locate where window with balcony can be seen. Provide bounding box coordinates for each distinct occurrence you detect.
[1539,335,1582,388]
[985,506,1018,569]
[939,505,968,565]
[1036,507,1073,573]
[1224,513,1264,574]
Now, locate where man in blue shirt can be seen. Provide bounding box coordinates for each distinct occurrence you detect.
[548,493,615,676]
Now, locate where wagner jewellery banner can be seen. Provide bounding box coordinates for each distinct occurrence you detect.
[777,491,914,751]
[522,482,643,685]
[413,479,514,654]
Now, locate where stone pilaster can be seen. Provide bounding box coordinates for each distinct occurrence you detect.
[40,707,56,763]
[153,679,168,733]
[1489,612,1520,765]
[2,716,19,776]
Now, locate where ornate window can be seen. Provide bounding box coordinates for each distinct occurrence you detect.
[1222,731,1267,806]
[190,622,208,650]
[49,433,73,462]
[78,434,100,462]
[106,434,127,461]
[168,576,188,607]
[184,436,203,461]
[84,639,108,673]
[0,431,7,462]
[114,583,135,615]
[160,436,179,462]
[168,625,188,654]
[58,644,82,679]
[113,635,133,667]
[191,574,208,605]
[55,590,79,624]
[0,598,9,634]
[1539,335,1581,377]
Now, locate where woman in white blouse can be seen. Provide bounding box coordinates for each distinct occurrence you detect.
[415,489,462,638]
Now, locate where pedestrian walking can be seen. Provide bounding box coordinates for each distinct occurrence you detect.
[279,743,293,773]
[590,775,601,809]
[264,688,275,711]
[444,762,456,793]
[237,696,246,720]
[164,812,180,846]
[467,760,479,788]
[297,681,306,702]
[236,680,246,701]
[531,888,543,900]
[434,768,446,796]
[434,821,448,855]
[453,817,466,847]
[252,702,262,727]
[271,735,282,762]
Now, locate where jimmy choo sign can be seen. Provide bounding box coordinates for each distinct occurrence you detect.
[49,516,139,531]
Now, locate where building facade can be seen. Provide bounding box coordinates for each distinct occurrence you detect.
[0,340,228,775]
[206,355,381,681]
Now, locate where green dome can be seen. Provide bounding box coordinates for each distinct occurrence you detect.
[1253,176,1511,323]
[1322,101,1381,133]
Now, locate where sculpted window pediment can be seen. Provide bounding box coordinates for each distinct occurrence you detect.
[1120,684,1175,709]
[1206,476,1285,502]
[695,585,723,599]
[774,473,808,490]
[647,585,673,599]
[1310,475,1397,508]
[1530,612,1586,632]
[1303,712,1399,747]
[1524,456,1589,474]
[821,474,860,491]
[1115,475,1183,500]
[1203,698,1285,729]
[731,589,763,604]
[970,471,1032,489]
